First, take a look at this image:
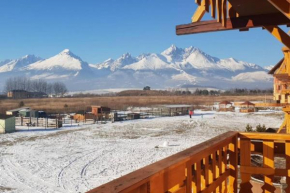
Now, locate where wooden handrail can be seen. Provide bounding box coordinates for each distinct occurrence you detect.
[87,131,238,193]
[87,132,290,193]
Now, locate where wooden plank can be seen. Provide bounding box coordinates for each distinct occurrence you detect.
[212,151,217,193]
[205,0,210,12]
[176,13,290,35]
[204,156,210,188]
[221,0,227,27]
[267,0,290,19]
[196,161,202,192]
[228,135,238,193]
[186,161,193,193]
[217,149,222,193]
[262,140,275,193]
[216,0,222,22]
[240,138,252,192]
[192,2,206,22]
[264,25,290,49]
[240,166,287,176]
[239,132,290,141]
[210,0,216,18]
[286,141,290,192]
[222,146,228,193]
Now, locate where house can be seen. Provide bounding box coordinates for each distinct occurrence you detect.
[0,115,15,134]
[218,101,234,112]
[7,90,48,99]
[7,90,29,99]
[143,86,151,91]
[6,107,31,116]
[28,92,48,98]
[239,101,256,113]
[91,106,111,119]
[268,57,290,104]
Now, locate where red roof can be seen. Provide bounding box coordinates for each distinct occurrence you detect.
[219,101,232,105]
[241,101,255,106]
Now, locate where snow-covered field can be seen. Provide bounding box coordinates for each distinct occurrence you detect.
[0,110,283,193]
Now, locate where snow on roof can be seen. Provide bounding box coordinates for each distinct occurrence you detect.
[6,107,30,112]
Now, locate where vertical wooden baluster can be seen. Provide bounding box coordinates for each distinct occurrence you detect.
[216,0,222,23]
[213,152,217,193]
[209,154,214,187]
[215,150,221,193]
[186,161,193,193]
[286,141,290,193]
[140,183,149,193]
[201,159,206,191]
[196,161,202,192]
[205,0,209,12]
[218,148,222,193]
[193,163,197,192]
[262,140,275,193]
[223,146,228,193]
[210,0,216,18]
[240,138,253,192]
[229,135,238,193]
[221,0,227,27]
[205,155,210,190]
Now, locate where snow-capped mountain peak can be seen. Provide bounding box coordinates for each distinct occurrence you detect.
[0,55,42,73]
[25,50,85,71]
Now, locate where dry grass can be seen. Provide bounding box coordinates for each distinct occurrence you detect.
[0,95,272,114]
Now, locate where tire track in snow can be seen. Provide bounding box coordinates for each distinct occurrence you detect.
[57,148,105,191]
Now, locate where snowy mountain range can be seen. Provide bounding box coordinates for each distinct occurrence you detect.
[0,45,273,91]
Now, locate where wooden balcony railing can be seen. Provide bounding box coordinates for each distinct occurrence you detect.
[87,132,290,193]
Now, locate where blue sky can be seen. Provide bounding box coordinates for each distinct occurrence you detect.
[0,0,286,66]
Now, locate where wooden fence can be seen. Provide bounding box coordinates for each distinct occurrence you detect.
[87,132,290,193]
[15,117,61,128]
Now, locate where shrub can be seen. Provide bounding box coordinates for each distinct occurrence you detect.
[256,124,266,132]
[19,101,24,107]
[245,124,253,132]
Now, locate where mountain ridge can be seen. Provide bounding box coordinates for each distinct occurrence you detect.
[0,45,273,91]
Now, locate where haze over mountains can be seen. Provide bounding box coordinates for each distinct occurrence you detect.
[0,45,273,91]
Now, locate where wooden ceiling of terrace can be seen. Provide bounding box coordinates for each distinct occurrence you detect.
[228,0,278,16]
[176,0,290,35]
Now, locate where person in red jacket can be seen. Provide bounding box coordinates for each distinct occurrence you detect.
[189,110,193,118]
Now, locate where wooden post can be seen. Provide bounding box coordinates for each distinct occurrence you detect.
[285,141,290,192]
[262,140,275,193]
[240,138,253,192]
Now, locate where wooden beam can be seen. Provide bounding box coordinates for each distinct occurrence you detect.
[268,0,290,20]
[192,1,206,22]
[264,25,290,49]
[177,13,290,35]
